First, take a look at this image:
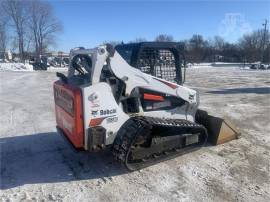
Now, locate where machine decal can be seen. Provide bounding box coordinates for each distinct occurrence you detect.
[88,92,100,108]
[91,103,100,108]
[89,115,116,127]
[100,109,116,116]
[88,92,98,101]
[153,78,178,89]
[143,93,164,101]
[91,109,117,118]
[91,110,98,117]
[106,116,118,124]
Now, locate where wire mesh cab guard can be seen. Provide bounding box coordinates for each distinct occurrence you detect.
[115,42,185,84]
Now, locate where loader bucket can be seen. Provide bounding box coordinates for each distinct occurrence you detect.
[195,109,241,145]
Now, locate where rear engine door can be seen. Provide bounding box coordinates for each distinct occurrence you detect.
[54,81,84,148]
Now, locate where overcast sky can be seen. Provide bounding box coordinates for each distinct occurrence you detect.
[49,0,270,52]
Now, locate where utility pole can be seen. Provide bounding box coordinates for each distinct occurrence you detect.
[261,19,268,63]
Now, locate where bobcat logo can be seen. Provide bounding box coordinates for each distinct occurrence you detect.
[100,109,116,116]
[88,93,100,108]
[91,110,98,117]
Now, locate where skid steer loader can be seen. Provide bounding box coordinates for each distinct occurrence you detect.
[54,42,240,170]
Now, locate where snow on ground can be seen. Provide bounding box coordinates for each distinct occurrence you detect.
[0,67,270,202]
[47,66,68,72]
[0,62,68,72]
[0,62,266,72]
[187,62,249,69]
[0,63,33,71]
[187,63,213,68]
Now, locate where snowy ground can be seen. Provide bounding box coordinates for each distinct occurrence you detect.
[0,63,33,71]
[0,67,270,202]
[0,63,67,72]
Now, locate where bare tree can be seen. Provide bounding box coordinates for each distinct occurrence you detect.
[187,34,208,62]
[103,41,122,47]
[0,25,7,53]
[213,36,225,52]
[0,7,9,54]
[28,0,62,61]
[155,34,174,42]
[2,0,28,62]
[206,36,226,62]
[239,29,270,62]
[129,37,147,43]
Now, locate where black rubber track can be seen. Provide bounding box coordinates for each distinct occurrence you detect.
[112,116,208,171]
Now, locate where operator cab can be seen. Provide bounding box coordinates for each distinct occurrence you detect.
[57,42,185,86]
[115,42,185,84]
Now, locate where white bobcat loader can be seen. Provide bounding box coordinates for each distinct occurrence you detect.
[54,42,240,170]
